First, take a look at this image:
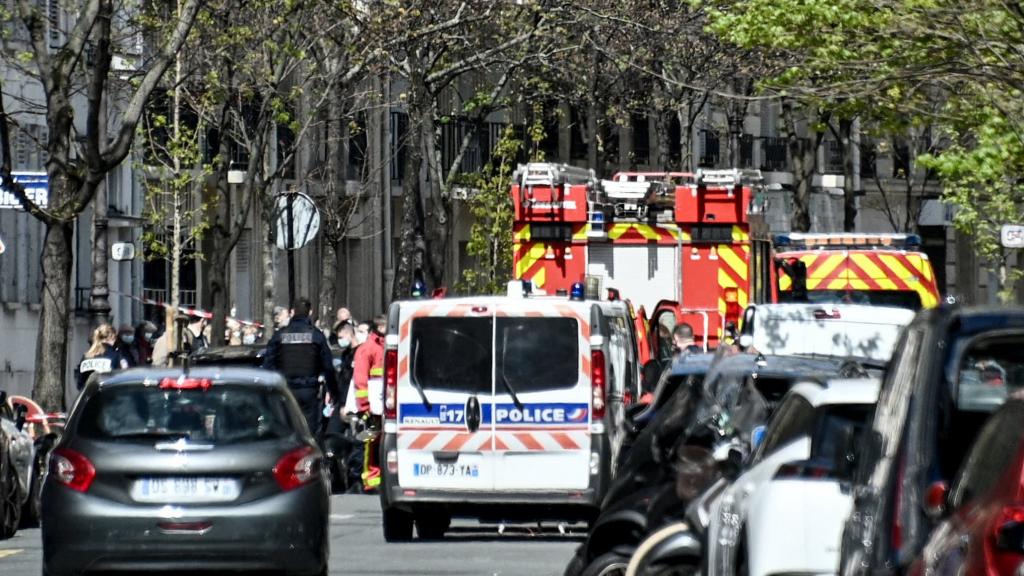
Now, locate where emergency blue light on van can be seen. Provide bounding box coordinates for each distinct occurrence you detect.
[570,282,586,301]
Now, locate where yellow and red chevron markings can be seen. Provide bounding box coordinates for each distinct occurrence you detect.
[397,429,589,452]
[777,250,940,308]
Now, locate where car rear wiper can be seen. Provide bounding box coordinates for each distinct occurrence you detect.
[500,372,525,412]
[410,340,432,412]
[499,330,524,411]
[109,432,191,441]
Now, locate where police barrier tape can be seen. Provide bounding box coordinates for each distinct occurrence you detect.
[110,289,264,328]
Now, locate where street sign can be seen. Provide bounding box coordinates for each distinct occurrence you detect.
[274,192,320,250]
[0,172,48,209]
[111,242,136,261]
[1001,224,1024,248]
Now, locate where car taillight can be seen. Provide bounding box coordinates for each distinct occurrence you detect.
[724,287,742,326]
[774,462,832,480]
[159,377,213,390]
[591,349,606,420]
[384,348,398,420]
[273,446,319,491]
[994,505,1024,553]
[50,447,96,493]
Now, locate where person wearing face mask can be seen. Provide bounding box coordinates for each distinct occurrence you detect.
[130,321,158,366]
[241,325,259,345]
[76,324,130,390]
[354,322,371,345]
[352,315,387,492]
[114,324,138,367]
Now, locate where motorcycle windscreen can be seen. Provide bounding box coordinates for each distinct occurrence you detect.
[396,313,495,490]
[492,312,592,490]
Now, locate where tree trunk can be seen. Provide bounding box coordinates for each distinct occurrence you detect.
[654,109,671,171]
[586,99,599,171]
[260,211,277,338]
[33,221,74,413]
[317,93,344,320]
[207,239,230,347]
[318,241,337,317]
[782,101,811,232]
[393,104,425,301]
[841,118,857,232]
[423,109,448,289]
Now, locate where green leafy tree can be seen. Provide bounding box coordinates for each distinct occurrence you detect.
[0,0,202,411]
[920,98,1024,301]
[459,112,546,294]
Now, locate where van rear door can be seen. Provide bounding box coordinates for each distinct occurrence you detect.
[492,302,592,491]
[395,304,495,491]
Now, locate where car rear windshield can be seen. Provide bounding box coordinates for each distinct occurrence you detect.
[952,333,1024,412]
[75,384,299,444]
[410,316,579,394]
[810,404,874,480]
[779,289,922,311]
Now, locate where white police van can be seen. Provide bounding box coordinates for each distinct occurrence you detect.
[378,283,641,540]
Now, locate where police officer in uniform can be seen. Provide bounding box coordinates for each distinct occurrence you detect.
[262,297,340,433]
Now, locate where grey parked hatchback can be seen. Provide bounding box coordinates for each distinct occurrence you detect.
[41,368,330,576]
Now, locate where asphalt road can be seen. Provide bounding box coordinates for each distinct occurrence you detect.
[0,494,582,576]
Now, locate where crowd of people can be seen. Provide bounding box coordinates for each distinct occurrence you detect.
[73,300,383,493]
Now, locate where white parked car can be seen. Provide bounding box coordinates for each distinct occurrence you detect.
[739,303,915,365]
[705,378,880,576]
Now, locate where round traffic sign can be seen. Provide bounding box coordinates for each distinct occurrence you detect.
[274,192,320,250]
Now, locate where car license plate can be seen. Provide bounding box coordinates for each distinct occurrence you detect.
[131,477,241,504]
[412,462,479,478]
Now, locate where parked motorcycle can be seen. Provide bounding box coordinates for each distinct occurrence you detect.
[570,406,745,576]
[624,475,732,576]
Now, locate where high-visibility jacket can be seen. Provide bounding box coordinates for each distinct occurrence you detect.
[352,332,384,413]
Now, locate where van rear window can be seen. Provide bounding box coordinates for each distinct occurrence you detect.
[75,385,298,444]
[409,316,580,394]
[411,317,493,394]
[496,317,579,393]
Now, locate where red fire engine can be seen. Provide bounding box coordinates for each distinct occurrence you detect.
[511,163,763,362]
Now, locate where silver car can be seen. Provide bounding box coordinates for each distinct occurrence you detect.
[41,368,330,576]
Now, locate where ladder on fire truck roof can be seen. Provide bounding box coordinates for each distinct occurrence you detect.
[696,168,764,187]
[514,162,596,188]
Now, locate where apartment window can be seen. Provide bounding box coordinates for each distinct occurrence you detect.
[739,134,755,169]
[48,0,61,45]
[825,139,844,173]
[893,142,911,178]
[390,111,408,182]
[632,114,650,166]
[761,136,788,172]
[348,113,367,181]
[860,139,876,179]
[699,129,720,168]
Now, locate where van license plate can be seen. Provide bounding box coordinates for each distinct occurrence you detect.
[412,463,479,478]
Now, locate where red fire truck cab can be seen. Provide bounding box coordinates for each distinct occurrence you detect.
[511,163,763,359]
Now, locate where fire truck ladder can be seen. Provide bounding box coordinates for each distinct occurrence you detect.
[600,179,661,220]
[515,162,596,208]
[696,168,764,190]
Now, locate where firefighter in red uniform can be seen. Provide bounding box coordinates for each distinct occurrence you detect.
[353,314,386,491]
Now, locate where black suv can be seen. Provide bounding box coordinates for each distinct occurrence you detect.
[840,306,1024,575]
